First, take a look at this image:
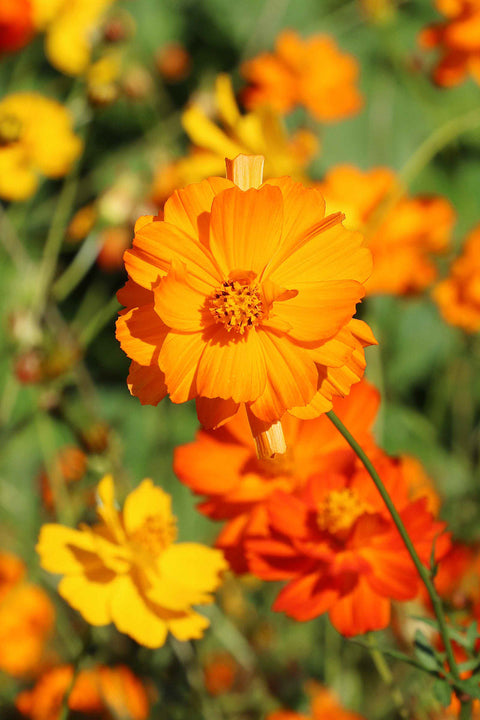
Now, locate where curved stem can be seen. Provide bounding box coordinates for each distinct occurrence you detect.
[326,411,459,681]
[367,635,408,719]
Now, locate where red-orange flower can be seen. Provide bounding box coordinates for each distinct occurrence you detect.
[419,0,480,87]
[16,664,149,720]
[174,380,380,572]
[433,223,480,332]
[241,31,363,122]
[117,155,374,457]
[246,458,449,636]
[268,682,366,720]
[317,164,455,295]
[0,552,55,677]
[0,0,34,53]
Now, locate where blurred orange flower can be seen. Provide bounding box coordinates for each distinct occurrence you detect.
[0,0,34,53]
[36,475,227,647]
[16,664,149,720]
[419,0,480,87]
[433,223,480,332]
[118,155,374,457]
[432,542,480,612]
[241,30,363,122]
[0,552,54,677]
[0,92,82,201]
[174,380,380,573]
[268,682,366,720]
[247,457,449,636]
[39,445,88,511]
[151,75,318,206]
[156,42,191,82]
[203,651,237,696]
[318,164,455,295]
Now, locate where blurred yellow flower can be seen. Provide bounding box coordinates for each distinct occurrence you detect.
[36,476,227,648]
[0,92,82,201]
[151,74,318,205]
[32,0,116,76]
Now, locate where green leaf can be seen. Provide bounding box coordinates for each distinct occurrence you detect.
[432,679,452,707]
[466,621,479,651]
[414,630,443,672]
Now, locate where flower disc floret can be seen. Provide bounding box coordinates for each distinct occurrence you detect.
[316,488,371,538]
[209,279,264,334]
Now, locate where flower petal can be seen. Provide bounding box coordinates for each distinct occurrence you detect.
[195,396,240,429]
[196,326,267,402]
[328,577,390,636]
[58,572,116,626]
[36,525,98,574]
[208,185,283,277]
[248,330,318,422]
[109,575,169,648]
[127,357,168,406]
[159,331,206,403]
[123,480,174,537]
[167,610,210,641]
[163,176,234,243]
[153,260,211,332]
[116,304,168,365]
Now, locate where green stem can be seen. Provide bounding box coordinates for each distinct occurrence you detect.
[399,106,480,186]
[78,294,120,348]
[367,635,408,718]
[326,411,459,681]
[459,698,473,720]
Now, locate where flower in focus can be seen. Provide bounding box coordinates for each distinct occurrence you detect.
[0,551,55,677]
[151,75,318,206]
[118,154,375,458]
[419,0,480,87]
[0,92,82,201]
[0,0,34,53]
[32,0,117,76]
[247,457,449,636]
[37,475,227,647]
[267,682,366,720]
[16,664,150,720]
[317,164,455,295]
[433,223,480,332]
[174,380,380,572]
[241,30,363,122]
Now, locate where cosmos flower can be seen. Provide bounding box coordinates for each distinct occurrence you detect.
[36,476,227,647]
[317,164,455,295]
[174,380,380,572]
[419,0,480,87]
[0,92,82,201]
[433,223,480,332]
[0,0,34,53]
[246,457,450,636]
[267,682,366,720]
[241,30,363,122]
[117,154,374,458]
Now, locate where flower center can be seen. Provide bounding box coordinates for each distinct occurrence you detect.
[0,113,22,146]
[129,515,177,557]
[317,488,370,538]
[209,280,263,334]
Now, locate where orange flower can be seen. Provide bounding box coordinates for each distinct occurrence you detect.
[174,380,380,572]
[432,542,480,612]
[117,154,374,458]
[0,552,54,677]
[317,164,455,295]
[241,30,363,122]
[0,0,34,52]
[267,682,366,720]
[433,223,480,332]
[39,445,88,511]
[16,664,149,720]
[37,475,227,647]
[156,42,191,82]
[246,456,449,636]
[203,651,237,696]
[97,226,132,271]
[419,0,480,87]
[401,455,442,515]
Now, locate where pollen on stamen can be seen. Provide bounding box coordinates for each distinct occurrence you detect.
[209,280,264,334]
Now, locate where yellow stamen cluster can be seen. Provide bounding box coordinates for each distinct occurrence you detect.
[129,515,177,557]
[0,114,22,145]
[209,280,263,334]
[317,488,370,538]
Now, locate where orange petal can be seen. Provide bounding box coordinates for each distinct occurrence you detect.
[195,397,240,429]
[126,221,220,292]
[127,357,168,406]
[248,330,318,422]
[174,433,249,495]
[273,279,365,343]
[163,176,233,242]
[196,326,267,403]
[159,331,205,403]
[328,577,390,636]
[209,185,283,277]
[116,305,168,365]
[154,260,210,332]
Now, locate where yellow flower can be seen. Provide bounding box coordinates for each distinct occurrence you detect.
[151,74,318,205]
[32,0,116,76]
[0,92,82,201]
[36,476,227,648]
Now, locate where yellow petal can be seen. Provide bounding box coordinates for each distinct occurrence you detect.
[123,480,174,537]
[109,575,169,648]
[36,524,97,574]
[58,572,116,626]
[167,609,210,641]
